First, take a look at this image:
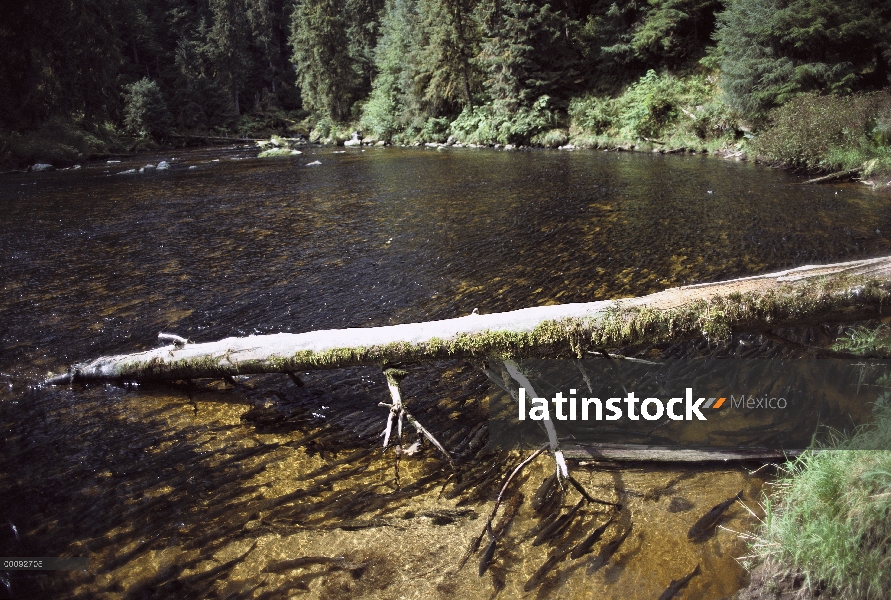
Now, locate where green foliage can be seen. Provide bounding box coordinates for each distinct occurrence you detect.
[309,115,355,143]
[414,0,480,112]
[123,78,173,139]
[360,0,479,141]
[0,117,113,166]
[616,70,688,137]
[208,0,252,114]
[530,128,569,148]
[714,0,891,120]
[753,91,891,171]
[833,325,891,357]
[449,95,557,145]
[0,0,124,130]
[360,0,421,140]
[290,0,358,121]
[476,0,580,110]
[569,71,736,142]
[574,0,721,94]
[750,345,891,599]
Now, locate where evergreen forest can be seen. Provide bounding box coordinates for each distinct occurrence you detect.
[2,0,890,177]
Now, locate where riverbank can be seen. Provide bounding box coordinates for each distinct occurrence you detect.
[307,76,891,189]
[734,326,891,599]
[5,77,889,189]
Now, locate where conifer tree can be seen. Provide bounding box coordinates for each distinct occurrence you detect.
[714,0,891,119]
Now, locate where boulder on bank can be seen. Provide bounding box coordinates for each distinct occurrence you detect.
[256,136,305,151]
[344,132,362,147]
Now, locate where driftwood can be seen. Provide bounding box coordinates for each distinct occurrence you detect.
[167,133,267,143]
[562,443,800,463]
[802,168,860,185]
[47,255,891,386]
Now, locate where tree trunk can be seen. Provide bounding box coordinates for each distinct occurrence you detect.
[47,255,891,385]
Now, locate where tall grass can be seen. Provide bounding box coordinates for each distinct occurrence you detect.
[750,338,891,598]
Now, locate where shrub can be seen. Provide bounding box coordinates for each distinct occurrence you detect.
[531,128,569,148]
[450,96,558,145]
[753,91,891,170]
[569,71,736,143]
[123,78,172,140]
[615,70,687,138]
[568,96,617,136]
[0,117,110,166]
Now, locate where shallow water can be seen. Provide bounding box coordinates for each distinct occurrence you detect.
[1,146,889,598]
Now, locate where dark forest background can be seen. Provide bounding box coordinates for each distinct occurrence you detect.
[1,0,890,172]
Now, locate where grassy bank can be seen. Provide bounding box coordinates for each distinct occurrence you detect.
[354,70,891,187]
[0,105,311,171]
[0,117,128,170]
[351,70,743,154]
[6,69,889,190]
[745,328,891,598]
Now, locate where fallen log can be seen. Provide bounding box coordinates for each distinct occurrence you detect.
[801,168,859,184]
[167,133,267,143]
[47,255,891,385]
[562,443,800,463]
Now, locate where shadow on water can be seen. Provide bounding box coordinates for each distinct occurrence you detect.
[1,147,890,597]
[0,361,491,598]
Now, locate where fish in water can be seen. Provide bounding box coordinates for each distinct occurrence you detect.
[586,524,632,574]
[524,547,571,592]
[570,516,614,559]
[479,524,497,577]
[533,499,585,546]
[657,564,701,600]
[687,491,742,541]
[531,473,559,512]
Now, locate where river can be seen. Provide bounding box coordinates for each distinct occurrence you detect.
[1,145,889,598]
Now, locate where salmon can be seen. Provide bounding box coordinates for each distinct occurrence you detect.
[657,564,701,600]
[687,491,742,540]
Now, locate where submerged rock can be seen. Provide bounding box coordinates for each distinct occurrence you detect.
[667,496,694,513]
[156,161,170,170]
[306,160,322,166]
[258,148,297,158]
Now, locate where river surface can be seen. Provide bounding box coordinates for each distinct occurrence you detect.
[1,146,889,599]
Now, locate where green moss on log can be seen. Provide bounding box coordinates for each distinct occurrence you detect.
[71,275,891,382]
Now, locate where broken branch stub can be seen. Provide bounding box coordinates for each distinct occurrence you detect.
[46,255,891,385]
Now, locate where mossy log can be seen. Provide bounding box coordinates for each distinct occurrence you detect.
[801,168,860,185]
[47,255,891,385]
